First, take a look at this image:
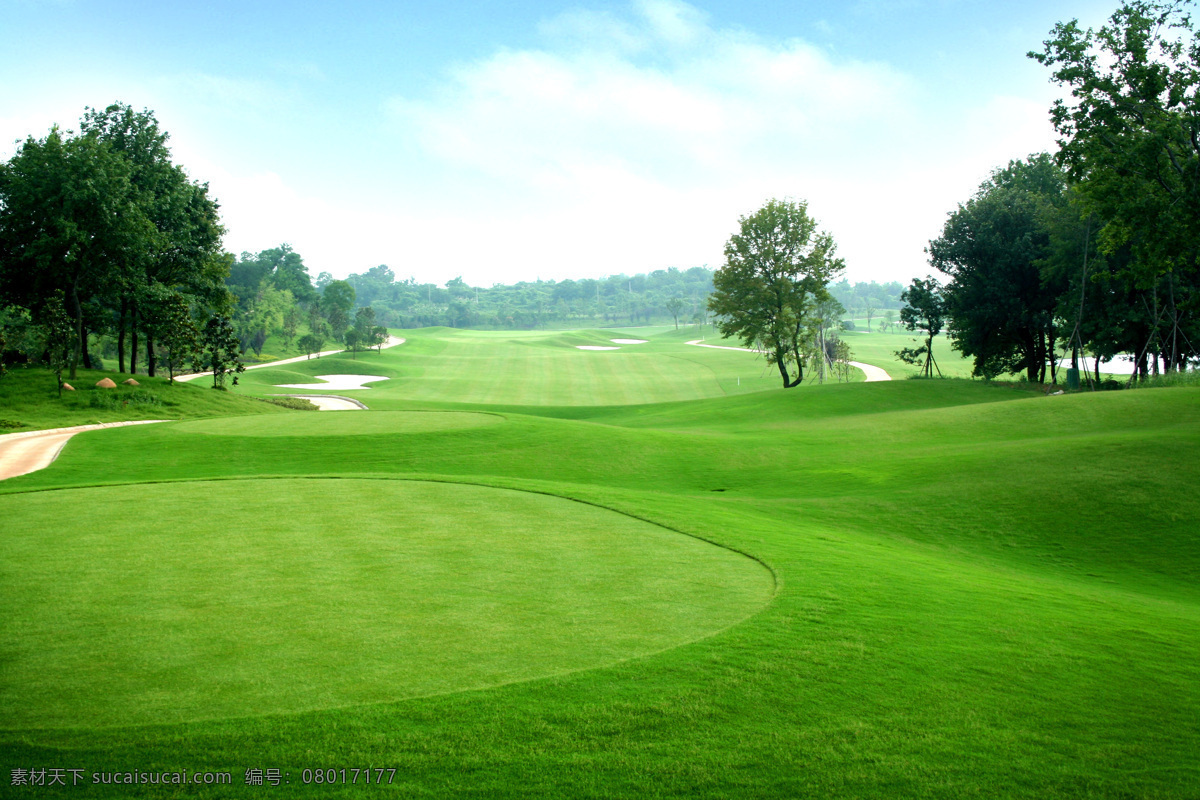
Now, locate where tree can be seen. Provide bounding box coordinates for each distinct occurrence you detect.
[371,325,389,351]
[155,292,200,384]
[1032,1,1200,374]
[34,292,75,397]
[0,126,144,379]
[707,199,844,388]
[80,104,225,377]
[197,315,243,389]
[321,280,355,340]
[298,331,326,360]
[896,278,947,378]
[666,296,684,330]
[929,155,1070,382]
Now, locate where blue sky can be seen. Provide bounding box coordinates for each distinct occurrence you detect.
[2,0,1116,286]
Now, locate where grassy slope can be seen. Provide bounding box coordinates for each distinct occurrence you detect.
[1,328,1197,798]
[0,367,296,431]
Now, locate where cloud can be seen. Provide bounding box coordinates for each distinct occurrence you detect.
[376,0,993,284]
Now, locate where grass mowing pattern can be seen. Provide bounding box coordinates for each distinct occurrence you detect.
[1,328,1197,798]
[0,478,772,729]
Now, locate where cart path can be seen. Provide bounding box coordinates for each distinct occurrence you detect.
[684,340,892,381]
[175,336,406,383]
[0,420,168,481]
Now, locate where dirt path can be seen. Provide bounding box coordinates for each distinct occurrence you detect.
[0,420,168,481]
[684,340,892,381]
[175,336,406,383]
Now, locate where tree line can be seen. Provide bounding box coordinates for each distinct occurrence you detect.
[902,0,1200,384]
[335,264,717,331]
[0,104,256,389]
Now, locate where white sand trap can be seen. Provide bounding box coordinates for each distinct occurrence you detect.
[611,339,648,344]
[275,374,389,391]
[577,346,620,351]
[276,394,367,411]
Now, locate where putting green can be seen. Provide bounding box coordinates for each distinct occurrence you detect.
[0,479,772,729]
[169,410,503,437]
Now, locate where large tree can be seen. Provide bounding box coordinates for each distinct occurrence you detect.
[707,199,844,388]
[1032,0,1200,372]
[0,127,146,379]
[929,155,1071,382]
[321,280,356,341]
[81,104,226,377]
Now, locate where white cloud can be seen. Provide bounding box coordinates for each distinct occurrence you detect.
[2,2,1059,287]
[375,1,990,285]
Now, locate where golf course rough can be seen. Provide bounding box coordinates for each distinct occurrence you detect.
[0,478,774,729]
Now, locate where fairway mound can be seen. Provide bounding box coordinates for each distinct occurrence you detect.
[274,374,389,391]
[611,339,648,344]
[0,479,773,728]
[577,345,620,351]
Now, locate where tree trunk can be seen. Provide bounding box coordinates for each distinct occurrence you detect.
[130,302,139,375]
[80,325,91,372]
[68,284,83,380]
[117,296,127,373]
[776,350,802,388]
[146,334,156,378]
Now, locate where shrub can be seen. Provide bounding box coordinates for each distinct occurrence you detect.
[260,396,319,411]
[87,390,162,410]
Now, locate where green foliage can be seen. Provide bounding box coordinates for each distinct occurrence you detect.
[258,396,319,410]
[1032,2,1200,375]
[708,198,844,388]
[297,331,326,359]
[929,155,1070,381]
[197,315,244,389]
[87,389,162,410]
[896,277,947,377]
[321,279,355,340]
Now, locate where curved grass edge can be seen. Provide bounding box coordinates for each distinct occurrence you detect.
[0,474,780,735]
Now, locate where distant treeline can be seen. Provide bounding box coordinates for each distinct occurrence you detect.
[226,249,914,350]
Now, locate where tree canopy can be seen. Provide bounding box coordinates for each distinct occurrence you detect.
[707,199,844,388]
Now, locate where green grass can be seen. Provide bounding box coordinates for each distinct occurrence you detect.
[0,367,295,431]
[1,479,769,729]
[1,326,1197,798]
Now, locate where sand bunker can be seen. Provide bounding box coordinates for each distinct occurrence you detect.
[577,346,619,351]
[276,394,367,410]
[610,339,648,344]
[274,374,389,391]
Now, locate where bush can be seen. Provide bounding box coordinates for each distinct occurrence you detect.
[260,396,319,411]
[87,390,162,410]
[0,419,25,429]
[840,320,855,330]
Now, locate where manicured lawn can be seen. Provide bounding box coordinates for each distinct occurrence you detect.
[1,328,1196,798]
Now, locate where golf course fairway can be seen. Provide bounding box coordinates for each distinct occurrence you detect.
[0,326,1196,798]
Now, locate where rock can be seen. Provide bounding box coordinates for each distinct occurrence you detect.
[122,378,140,386]
[62,383,75,391]
[95,378,117,388]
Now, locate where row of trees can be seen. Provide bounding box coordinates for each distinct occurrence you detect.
[0,104,246,388]
[341,265,715,330]
[901,1,1199,383]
